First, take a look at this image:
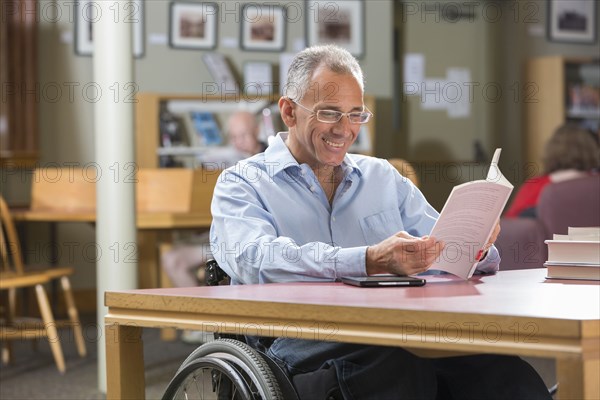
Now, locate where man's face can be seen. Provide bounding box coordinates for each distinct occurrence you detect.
[228,115,257,155]
[287,66,363,170]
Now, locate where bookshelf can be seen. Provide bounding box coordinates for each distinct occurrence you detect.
[134,92,377,168]
[136,93,274,168]
[524,56,599,168]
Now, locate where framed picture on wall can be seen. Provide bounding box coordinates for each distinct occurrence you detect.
[169,2,218,50]
[75,0,145,57]
[548,0,597,44]
[243,61,274,96]
[240,4,286,51]
[305,0,364,58]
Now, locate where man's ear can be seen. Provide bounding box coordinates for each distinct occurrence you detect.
[279,97,296,128]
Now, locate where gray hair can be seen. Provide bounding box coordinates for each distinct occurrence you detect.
[284,45,364,102]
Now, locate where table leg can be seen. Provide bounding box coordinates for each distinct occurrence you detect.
[158,242,178,341]
[106,323,145,400]
[556,356,600,400]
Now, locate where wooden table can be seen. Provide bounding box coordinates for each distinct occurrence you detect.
[10,209,212,229]
[10,208,212,287]
[105,268,599,399]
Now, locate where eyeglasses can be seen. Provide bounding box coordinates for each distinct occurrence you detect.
[291,99,373,124]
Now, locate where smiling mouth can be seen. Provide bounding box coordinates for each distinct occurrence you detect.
[323,138,344,148]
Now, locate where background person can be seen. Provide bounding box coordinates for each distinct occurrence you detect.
[197,110,267,169]
[505,123,600,218]
[227,111,267,156]
[210,45,550,400]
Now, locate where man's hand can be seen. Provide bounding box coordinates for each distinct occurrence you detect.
[366,231,444,276]
[478,221,501,261]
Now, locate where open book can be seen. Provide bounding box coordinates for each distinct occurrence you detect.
[429,149,513,279]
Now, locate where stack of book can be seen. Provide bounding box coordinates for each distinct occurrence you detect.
[544,227,600,281]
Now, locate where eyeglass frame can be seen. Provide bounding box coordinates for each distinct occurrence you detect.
[289,98,373,124]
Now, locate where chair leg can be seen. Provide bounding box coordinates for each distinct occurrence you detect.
[35,284,65,374]
[1,288,17,364]
[60,276,86,357]
[8,288,17,319]
[1,342,12,365]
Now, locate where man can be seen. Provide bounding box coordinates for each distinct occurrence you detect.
[210,45,551,399]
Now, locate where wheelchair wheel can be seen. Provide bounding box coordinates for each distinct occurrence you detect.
[163,339,283,400]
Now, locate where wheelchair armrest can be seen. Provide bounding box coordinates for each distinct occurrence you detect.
[205,259,230,286]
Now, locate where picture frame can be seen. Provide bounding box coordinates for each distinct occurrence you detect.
[202,53,240,94]
[240,4,286,51]
[169,2,218,50]
[243,61,274,96]
[74,0,145,57]
[547,0,597,44]
[306,0,364,58]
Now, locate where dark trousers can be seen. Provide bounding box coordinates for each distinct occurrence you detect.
[267,339,552,400]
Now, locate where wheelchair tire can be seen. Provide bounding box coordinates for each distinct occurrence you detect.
[164,338,283,400]
[162,356,253,399]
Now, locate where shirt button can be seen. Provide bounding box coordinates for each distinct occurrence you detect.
[332,216,336,222]
[310,186,315,192]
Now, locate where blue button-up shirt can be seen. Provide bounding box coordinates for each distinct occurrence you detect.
[210,132,499,284]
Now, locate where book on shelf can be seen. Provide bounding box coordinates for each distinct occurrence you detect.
[182,112,223,147]
[544,262,600,281]
[429,148,513,279]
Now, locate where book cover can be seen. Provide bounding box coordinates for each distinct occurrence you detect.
[189,111,223,146]
[544,262,600,281]
[544,240,600,264]
[429,148,514,279]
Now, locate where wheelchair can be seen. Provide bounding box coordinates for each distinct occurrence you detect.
[161,259,300,400]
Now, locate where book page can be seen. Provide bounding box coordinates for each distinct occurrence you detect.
[429,149,513,279]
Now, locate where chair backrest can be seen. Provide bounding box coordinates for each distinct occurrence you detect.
[0,196,25,274]
[538,175,600,235]
[31,168,96,212]
[137,169,195,213]
[31,167,220,216]
[388,158,420,187]
[136,168,220,214]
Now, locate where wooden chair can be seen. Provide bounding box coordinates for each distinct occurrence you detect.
[388,158,420,187]
[0,196,86,373]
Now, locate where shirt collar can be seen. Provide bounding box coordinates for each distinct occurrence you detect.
[264,132,363,179]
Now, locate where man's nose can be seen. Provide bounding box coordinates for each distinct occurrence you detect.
[331,114,352,135]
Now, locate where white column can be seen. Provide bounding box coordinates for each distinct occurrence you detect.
[93,1,137,393]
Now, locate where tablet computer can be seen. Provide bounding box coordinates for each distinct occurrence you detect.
[341,275,426,287]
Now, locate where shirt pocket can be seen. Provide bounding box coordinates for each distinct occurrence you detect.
[359,209,404,245]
